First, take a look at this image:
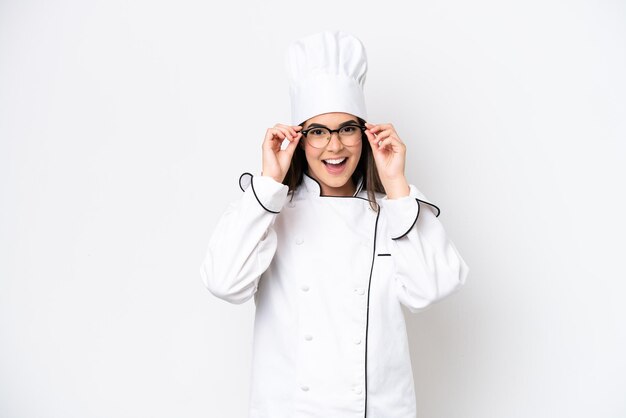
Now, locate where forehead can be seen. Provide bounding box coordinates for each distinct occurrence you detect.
[304,112,358,127]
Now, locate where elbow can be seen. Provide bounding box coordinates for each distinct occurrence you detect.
[435,256,469,301]
[458,257,469,287]
[199,261,257,305]
[399,260,469,314]
[433,248,469,300]
[400,290,437,314]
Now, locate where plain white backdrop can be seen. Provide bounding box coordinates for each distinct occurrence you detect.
[1,0,625,417]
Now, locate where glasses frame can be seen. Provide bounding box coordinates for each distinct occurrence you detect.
[301,124,366,149]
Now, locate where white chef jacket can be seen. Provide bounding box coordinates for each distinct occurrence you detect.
[200,172,469,418]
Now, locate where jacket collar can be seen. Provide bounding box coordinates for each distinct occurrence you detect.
[302,172,364,197]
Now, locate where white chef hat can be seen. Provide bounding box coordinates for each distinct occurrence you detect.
[285,30,368,126]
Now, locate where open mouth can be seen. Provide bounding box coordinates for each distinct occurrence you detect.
[322,157,348,174]
[322,157,347,167]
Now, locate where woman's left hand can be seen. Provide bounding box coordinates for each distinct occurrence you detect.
[364,122,410,199]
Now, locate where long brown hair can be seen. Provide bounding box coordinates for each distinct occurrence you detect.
[282,116,385,211]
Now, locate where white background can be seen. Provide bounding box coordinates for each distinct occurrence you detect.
[1,0,625,417]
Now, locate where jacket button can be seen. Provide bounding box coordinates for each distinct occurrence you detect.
[301,285,310,292]
[353,387,363,394]
[304,334,313,341]
[301,385,309,392]
[354,288,365,295]
[295,238,304,245]
[353,338,361,345]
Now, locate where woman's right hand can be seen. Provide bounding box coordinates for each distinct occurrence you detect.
[261,123,302,183]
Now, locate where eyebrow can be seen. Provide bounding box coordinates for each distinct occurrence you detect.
[305,120,359,129]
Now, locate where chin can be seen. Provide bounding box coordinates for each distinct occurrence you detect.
[310,160,359,192]
[326,173,353,186]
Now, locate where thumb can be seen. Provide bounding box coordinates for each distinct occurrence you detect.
[284,132,302,157]
[364,128,380,151]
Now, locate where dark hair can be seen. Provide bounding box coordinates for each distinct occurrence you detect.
[282,116,385,211]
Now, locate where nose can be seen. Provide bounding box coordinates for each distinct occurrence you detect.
[325,131,344,152]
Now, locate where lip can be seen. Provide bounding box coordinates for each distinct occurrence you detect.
[322,156,349,162]
[322,156,348,175]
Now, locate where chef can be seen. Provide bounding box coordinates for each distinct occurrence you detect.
[200,30,469,418]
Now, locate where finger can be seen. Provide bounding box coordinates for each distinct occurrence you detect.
[370,125,397,139]
[272,124,295,139]
[368,128,388,139]
[364,127,380,145]
[275,126,294,141]
[263,128,286,149]
[284,132,302,155]
[364,122,376,130]
[281,125,297,138]
[274,124,301,137]
[290,125,302,136]
[281,131,302,150]
[366,124,381,134]
[271,127,289,142]
[378,128,404,145]
[364,128,385,151]
[274,128,288,141]
[377,137,395,149]
[370,128,393,142]
[378,135,405,150]
[378,130,403,145]
[290,127,302,137]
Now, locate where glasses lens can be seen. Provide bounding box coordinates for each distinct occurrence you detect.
[307,127,330,148]
[304,125,363,148]
[338,125,362,146]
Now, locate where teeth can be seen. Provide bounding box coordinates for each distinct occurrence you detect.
[324,158,346,165]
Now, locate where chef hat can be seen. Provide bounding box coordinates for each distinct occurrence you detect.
[285,30,368,126]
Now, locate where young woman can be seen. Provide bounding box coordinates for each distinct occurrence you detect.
[200,31,469,418]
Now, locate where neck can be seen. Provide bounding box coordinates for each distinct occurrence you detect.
[321,181,356,197]
[306,171,356,196]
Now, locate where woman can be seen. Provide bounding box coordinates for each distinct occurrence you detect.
[200,31,469,418]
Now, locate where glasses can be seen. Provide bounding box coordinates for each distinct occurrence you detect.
[301,124,366,149]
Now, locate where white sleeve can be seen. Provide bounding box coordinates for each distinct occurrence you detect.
[200,173,288,304]
[378,184,469,313]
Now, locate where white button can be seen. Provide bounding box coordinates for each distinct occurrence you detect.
[304,334,313,341]
[354,288,365,295]
[353,387,363,394]
[301,385,309,392]
[301,285,310,292]
[296,238,304,245]
[353,338,361,345]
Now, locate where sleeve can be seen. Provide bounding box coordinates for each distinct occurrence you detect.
[378,184,469,313]
[199,173,289,304]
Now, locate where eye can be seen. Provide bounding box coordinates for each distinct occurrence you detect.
[341,126,358,134]
[309,128,325,136]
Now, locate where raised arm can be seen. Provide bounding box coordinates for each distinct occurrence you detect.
[364,122,469,313]
[200,123,301,304]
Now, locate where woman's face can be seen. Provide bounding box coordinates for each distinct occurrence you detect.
[301,112,363,196]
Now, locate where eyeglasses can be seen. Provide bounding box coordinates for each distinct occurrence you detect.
[301,124,366,149]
